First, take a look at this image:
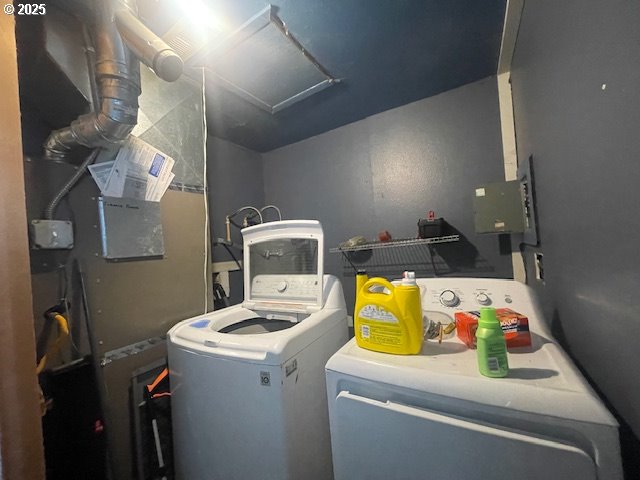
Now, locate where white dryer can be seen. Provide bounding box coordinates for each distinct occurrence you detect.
[326,278,622,480]
[169,220,348,480]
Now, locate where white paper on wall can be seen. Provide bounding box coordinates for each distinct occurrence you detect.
[90,136,175,202]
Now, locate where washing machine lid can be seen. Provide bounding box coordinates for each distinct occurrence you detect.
[326,338,618,427]
[241,220,324,314]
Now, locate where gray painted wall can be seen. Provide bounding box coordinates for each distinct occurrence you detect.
[208,136,265,304]
[262,76,513,312]
[511,0,640,446]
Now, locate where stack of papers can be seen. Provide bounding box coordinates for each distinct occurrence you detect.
[89,136,175,202]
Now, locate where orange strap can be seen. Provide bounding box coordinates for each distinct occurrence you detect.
[151,392,172,399]
[36,313,69,375]
[146,367,169,393]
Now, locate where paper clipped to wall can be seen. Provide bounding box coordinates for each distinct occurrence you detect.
[89,136,175,202]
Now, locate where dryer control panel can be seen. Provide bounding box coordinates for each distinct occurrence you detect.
[414,277,546,335]
[420,283,514,311]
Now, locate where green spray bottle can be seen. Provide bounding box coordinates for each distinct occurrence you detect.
[476,307,509,378]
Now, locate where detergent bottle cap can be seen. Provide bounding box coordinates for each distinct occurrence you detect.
[401,271,417,286]
[479,307,500,327]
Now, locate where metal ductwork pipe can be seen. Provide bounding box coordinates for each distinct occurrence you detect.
[115,6,183,82]
[43,0,183,161]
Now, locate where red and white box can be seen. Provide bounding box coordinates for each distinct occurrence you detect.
[455,308,532,349]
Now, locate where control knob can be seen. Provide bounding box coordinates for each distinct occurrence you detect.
[476,293,492,306]
[276,281,288,293]
[439,290,460,307]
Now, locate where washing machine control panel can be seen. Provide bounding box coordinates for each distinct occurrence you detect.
[251,274,320,302]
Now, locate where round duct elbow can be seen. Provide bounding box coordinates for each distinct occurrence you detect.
[154,50,184,82]
[115,7,184,82]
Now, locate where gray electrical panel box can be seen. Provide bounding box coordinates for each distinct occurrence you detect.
[473,181,525,234]
[30,219,74,249]
[98,196,165,260]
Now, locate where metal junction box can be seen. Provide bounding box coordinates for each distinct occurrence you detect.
[473,181,525,234]
[30,219,74,249]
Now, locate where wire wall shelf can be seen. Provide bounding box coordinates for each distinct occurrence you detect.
[329,235,460,253]
[330,235,469,277]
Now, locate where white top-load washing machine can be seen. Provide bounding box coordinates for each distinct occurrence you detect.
[326,278,622,480]
[168,220,348,480]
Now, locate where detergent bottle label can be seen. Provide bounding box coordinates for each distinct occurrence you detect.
[357,305,402,346]
[359,304,399,323]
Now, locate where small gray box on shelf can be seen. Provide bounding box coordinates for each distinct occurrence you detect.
[473,181,525,234]
[98,196,165,260]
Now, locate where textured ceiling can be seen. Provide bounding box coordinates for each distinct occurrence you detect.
[140,0,506,152]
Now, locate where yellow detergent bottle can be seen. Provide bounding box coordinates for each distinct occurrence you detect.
[354,271,423,354]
